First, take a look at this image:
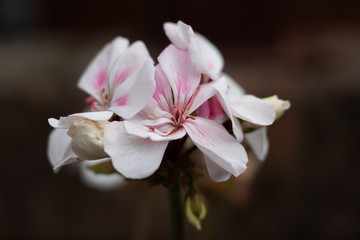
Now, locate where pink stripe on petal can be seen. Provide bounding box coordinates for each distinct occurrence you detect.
[94,69,107,90]
[114,70,129,86]
[114,95,128,106]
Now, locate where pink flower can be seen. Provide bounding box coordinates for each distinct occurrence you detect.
[48,37,156,173]
[104,45,248,182]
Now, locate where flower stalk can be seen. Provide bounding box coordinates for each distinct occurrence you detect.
[168,182,184,240]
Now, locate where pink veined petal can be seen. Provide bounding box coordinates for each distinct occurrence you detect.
[108,41,152,101]
[195,33,224,75]
[109,60,156,119]
[203,156,232,182]
[158,44,201,106]
[196,98,224,121]
[79,159,124,191]
[183,117,248,177]
[211,77,243,141]
[123,121,186,141]
[104,121,168,179]
[188,82,217,114]
[77,37,129,103]
[163,22,189,50]
[47,129,79,172]
[154,65,173,112]
[245,127,269,161]
[229,95,276,126]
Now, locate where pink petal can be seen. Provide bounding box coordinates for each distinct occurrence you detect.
[47,129,79,172]
[104,121,168,179]
[188,82,217,114]
[77,37,129,103]
[245,127,269,161]
[183,117,248,178]
[109,60,155,119]
[158,44,201,106]
[154,65,173,112]
[203,156,232,182]
[196,98,224,121]
[229,95,276,126]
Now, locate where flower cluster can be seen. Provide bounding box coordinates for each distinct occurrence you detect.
[48,21,290,227]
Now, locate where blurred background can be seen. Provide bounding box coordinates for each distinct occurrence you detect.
[1,0,359,239]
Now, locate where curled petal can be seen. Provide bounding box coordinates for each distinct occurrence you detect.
[245,127,269,161]
[203,156,232,182]
[104,122,168,179]
[229,95,276,126]
[211,78,243,141]
[183,117,248,178]
[47,129,78,172]
[123,121,186,141]
[48,111,113,129]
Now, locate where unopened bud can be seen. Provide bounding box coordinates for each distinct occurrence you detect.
[185,193,207,230]
[67,119,109,160]
[263,95,290,119]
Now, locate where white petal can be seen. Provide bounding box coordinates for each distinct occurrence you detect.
[77,37,129,102]
[212,77,243,141]
[52,111,113,129]
[123,121,186,141]
[79,159,124,191]
[229,95,276,126]
[108,41,152,100]
[47,129,78,172]
[109,60,156,119]
[158,44,201,105]
[245,127,269,161]
[154,65,173,112]
[163,22,189,50]
[183,117,248,177]
[204,156,232,182]
[104,122,168,179]
[222,72,246,96]
[188,82,217,114]
[195,33,224,74]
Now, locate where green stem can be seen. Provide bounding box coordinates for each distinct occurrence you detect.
[168,182,184,240]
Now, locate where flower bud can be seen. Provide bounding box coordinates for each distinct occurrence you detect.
[263,95,290,119]
[67,119,109,160]
[185,193,207,230]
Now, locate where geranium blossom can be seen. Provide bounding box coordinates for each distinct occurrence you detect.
[104,45,247,182]
[163,21,287,162]
[48,37,155,172]
[164,21,276,143]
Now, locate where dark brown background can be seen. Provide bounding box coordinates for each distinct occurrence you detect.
[1,0,359,239]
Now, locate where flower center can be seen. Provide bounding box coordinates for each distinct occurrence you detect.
[171,103,189,126]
